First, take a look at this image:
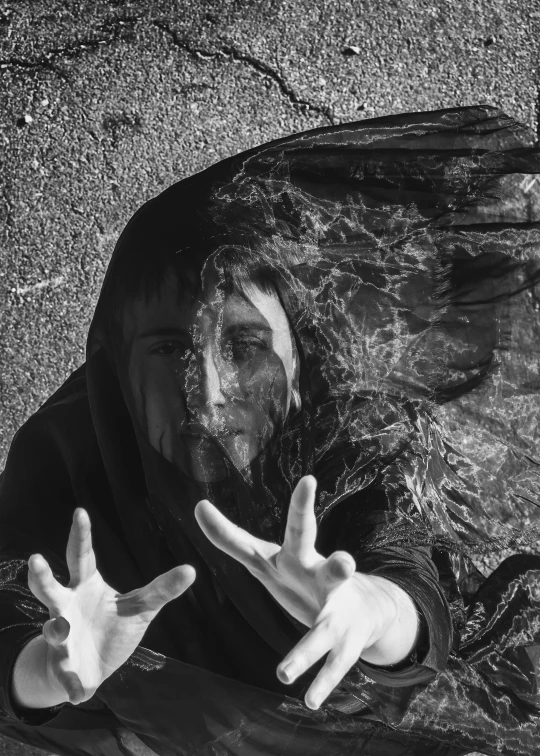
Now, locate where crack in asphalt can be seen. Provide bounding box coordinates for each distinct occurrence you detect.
[536,84,540,147]
[153,20,336,126]
[0,56,63,76]
[0,15,336,126]
[0,18,138,77]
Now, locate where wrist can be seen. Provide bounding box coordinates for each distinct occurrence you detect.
[12,635,69,709]
[354,573,419,666]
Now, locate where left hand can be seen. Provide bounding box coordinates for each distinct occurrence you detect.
[195,475,418,709]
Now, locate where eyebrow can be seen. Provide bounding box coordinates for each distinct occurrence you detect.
[224,322,273,333]
[136,327,190,340]
[135,322,273,340]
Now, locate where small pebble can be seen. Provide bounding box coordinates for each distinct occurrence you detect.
[16,114,33,127]
[40,98,49,107]
[342,45,361,56]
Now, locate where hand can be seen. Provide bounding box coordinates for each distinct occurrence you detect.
[195,476,418,709]
[14,508,195,708]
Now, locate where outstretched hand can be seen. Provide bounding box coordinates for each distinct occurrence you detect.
[15,509,195,708]
[195,475,418,709]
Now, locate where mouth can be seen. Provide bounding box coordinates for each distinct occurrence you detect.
[184,423,244,439]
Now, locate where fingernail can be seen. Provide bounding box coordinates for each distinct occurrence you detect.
[309,694,322,709]
[280,662,298,683]
[54,616,70,638]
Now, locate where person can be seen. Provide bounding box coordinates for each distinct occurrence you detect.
[0,103,539,756]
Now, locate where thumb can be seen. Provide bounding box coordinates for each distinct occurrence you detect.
[320,551,356,585]
[43,616,71,648]
[130,564,196,615]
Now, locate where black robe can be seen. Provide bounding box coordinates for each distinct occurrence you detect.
[0,105,540,756]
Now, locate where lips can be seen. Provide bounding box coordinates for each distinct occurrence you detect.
[184,422,244,439]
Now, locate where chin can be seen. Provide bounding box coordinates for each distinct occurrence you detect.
[191,466,228,483]
[186,434,260,482]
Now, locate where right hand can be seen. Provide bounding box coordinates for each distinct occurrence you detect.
[14,508,195,708]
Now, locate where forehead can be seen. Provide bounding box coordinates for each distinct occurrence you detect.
[121,271,288,342]
[122,273,195,339]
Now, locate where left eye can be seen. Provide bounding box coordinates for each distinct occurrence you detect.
[224,338,267,361]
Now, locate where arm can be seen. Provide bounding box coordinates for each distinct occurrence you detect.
[318,480,453,679]
[12,635,68,709]
[0,370,195,716]
[7,508,195,711]
[348,572,420,666]
[0,555,52,722]
[0,402,76,720]
[195,475,446,709]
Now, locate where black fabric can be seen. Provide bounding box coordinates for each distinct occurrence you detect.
[0,105,539,755]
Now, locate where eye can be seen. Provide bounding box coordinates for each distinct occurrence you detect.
[223,336,268,362]
[149,341,191,358]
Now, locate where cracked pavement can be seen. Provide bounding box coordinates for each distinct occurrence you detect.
[0,1,539,754]
[153,20,337,123]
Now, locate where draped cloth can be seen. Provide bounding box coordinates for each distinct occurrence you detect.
[0,105,540,755]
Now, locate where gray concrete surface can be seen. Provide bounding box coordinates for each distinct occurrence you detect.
[0,0,539,754]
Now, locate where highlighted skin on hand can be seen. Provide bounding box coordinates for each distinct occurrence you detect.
[195,476,418,710]
[14,509,195,709]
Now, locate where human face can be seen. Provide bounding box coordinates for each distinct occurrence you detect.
[124,271,297,482]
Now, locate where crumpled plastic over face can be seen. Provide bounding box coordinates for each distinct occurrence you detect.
[124,269,298,483]
[93,104,540,555]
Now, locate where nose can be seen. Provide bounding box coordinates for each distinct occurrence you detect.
[188,347,226,409]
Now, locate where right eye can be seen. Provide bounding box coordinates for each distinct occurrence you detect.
[149,341,191,358]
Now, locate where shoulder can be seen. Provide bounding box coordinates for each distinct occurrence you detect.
[0,364,97,551]
[34,363,89,417]
[4,364,94,476]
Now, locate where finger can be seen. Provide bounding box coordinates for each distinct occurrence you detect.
[304,641,360,710]
[124,564,197,616]
[43,616,70,648]
[276,615,335,685]
[56,667,86,705]
[195,499,278,571]
[66,508,96,586]
[282,475,318,560]
[318,551,356,586]
[28,554,65,611]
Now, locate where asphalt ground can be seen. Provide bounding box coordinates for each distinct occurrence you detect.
[0,1,539,754]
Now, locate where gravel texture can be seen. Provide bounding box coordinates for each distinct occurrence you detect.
[0,1,539,754]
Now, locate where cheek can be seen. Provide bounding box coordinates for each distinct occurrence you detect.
[240,356,289,412]
[177,352,203,396]
[129,354,189,430]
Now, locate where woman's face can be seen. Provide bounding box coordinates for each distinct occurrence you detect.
[124,270,298,482]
